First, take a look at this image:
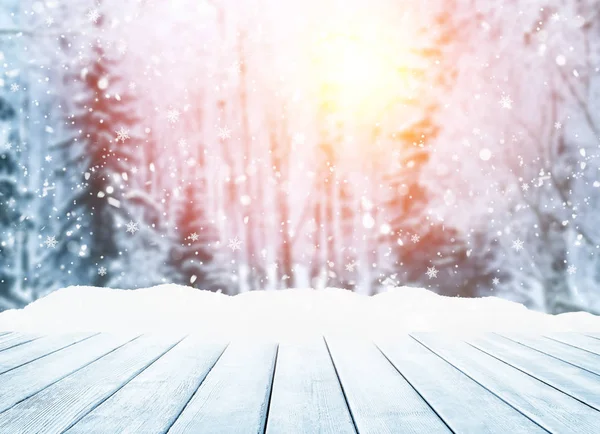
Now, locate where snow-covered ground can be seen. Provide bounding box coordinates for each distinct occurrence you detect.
[0,285,598,339]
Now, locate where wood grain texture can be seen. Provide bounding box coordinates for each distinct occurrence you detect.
[547,333,600,355]
[167,340,277,434]
[0,332,138,413]
[467,334,600,410]
[65,336,226,434]
[0,333,95,375]
[414,333,600,434]
[376,335,545,434]
[325,336,451,434]
[499,333,600,376]
[0,333,183,434]
[265,338,356,434]
[0,332,41,352]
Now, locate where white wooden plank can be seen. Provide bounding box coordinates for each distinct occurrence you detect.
[547,333,600,355]
[467,334,600,411]
[65,336,226,434]
[376,335,545,434]
[265,338,356,434]
[0,332,138,413]
[0,332,41,352]
[0,333,96,375]
[500,333,600,376]
[414,333,600,434]
[325,337,451,434]
[167,340,277,434]
[0,333,183,434]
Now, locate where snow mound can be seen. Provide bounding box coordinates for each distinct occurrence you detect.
[0,285,598,339]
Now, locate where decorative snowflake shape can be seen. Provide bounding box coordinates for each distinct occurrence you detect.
[228,236,242,251]
[512,238,524,252]
[126,221,139,234]
[218,126,231,140]
[499,95,513,109]
[167,109,180,123]
[411,234,420,243]
[189,232,199,241]
[521,183,529,192]
[567,265,577,275]
[10,83,19,92]
[178,138,187,147]
[426,266,438,279]
[115,127,130,143]
[554,122,562,130]
[87,8,100,23]
[492,277,500,285]
[345,261,356,272]
[45,17,54,27]
[98,266,107,276]
[44,236,57,248]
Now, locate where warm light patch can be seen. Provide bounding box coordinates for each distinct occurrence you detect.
[308,28,412,116]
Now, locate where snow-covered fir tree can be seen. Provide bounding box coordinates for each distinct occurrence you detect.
[54,36,145,286]
[169,182,233,293]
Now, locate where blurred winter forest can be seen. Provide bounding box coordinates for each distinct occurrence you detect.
[1,0,600,314]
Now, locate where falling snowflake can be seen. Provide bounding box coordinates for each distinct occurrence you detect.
[128,82,137,91]
[554,122,562,129]
[98,266,107,276]
[521,183,529,192]
[218,126,231,140]
[2,142,12,151]
[492,277,500,285]
[345,261,356,272]
[115,127,130,143]
[44,236,57,248]
[411,234,420,243]
[126,221,139,234]
[167,109,180,123]
[45,17,54,26]
[499,95,513,109]
[228,236,242,251]
[87,8,100,23]
[178,138,187,147]
[382,274,399,287]
[228,61,241,74]
[426,266,438,279]
[512,238,524,252]
[189,232,199,241]
[10,83,19,92]
[293,133,305,145]
[567,265,577,275]
[116,40,128,55]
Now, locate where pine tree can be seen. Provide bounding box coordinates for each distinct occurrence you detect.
[54,40,142,286]
[379,6,470,294]
[0,95,30,307]
[170,183,232,292]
